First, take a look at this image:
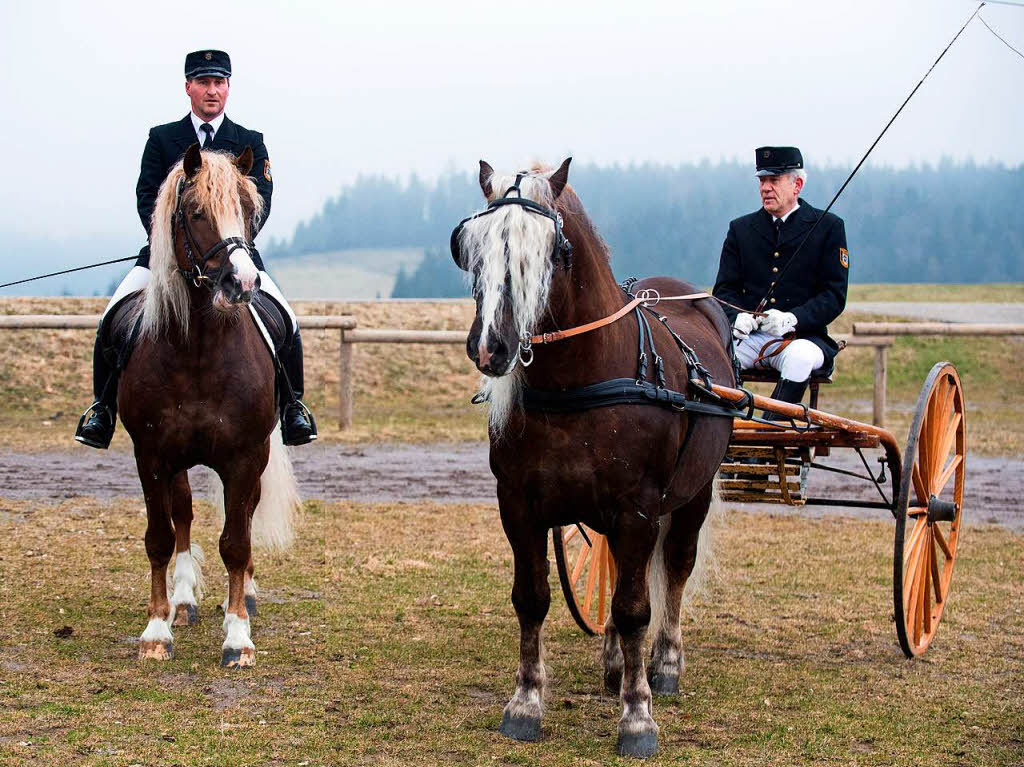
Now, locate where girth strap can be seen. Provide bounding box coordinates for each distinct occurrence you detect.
[521,377,758,420]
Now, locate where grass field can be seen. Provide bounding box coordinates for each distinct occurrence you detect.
[1,498,1021,765]
[1,288,1021,764]
[1,291,1022,455]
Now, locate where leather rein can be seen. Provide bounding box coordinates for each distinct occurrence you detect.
[172,177,255,291]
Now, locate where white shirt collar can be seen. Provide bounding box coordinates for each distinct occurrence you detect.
[773,201,800,224]
[190,111,226,144]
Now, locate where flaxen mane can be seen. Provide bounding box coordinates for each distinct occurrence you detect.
[466,164,610,432]
[139,152,264,341]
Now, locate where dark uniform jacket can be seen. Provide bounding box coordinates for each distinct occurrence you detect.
[134,114,272,268]
[712,198,849,370]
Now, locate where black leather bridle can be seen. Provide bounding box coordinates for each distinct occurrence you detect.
[450,173,573,273]
[173,176,256,290]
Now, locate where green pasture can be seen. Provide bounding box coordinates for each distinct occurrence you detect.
[1,499,1021,765]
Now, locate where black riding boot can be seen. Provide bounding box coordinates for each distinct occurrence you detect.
[279,329,317,446]
[764,378,809,420]
[74,334,118,449]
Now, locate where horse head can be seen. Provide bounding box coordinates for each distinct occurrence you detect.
[178,144,263,312]
[140,145,266,340]
[453,158,572,378]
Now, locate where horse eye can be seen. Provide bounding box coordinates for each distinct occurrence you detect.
[191,211,204,221]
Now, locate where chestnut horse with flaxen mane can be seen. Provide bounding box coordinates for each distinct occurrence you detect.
[120,145,299,668]
[452,159,733,758]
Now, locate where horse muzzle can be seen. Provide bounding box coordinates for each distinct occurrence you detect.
[215,270,261,309]
[469,333,519,377]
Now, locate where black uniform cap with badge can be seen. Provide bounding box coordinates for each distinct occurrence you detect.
[754,146,803,177]
[185,49,232,79]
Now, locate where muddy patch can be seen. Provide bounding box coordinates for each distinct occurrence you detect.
[0,443,1020,531]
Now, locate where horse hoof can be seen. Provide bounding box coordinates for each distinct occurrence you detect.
[648,672,679,696]
[499,711,541,742]
[172,604,199,627]
[221,647,256,668]
[604,669,622,695]
[617,731,658,759]
[244,595,258,617]
[138,640,173,661]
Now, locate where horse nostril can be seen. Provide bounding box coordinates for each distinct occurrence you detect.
[254,274,262,291]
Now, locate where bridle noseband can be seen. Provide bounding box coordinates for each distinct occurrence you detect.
[173,177,256,290]
[450,172,573,273]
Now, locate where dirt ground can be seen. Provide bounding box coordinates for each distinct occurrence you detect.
[1,442,1020,531]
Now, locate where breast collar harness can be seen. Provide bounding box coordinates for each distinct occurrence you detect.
[173,176,255,290]
[450,173,573,272]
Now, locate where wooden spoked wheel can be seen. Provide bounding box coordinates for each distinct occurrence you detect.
[552,525,616,636]
[893,362,967,658]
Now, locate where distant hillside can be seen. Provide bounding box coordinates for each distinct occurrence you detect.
[262,161,1024,298]
[269,248,424,300]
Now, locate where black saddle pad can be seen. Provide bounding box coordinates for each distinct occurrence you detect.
[99,291,144,369]
[251,291,293,354]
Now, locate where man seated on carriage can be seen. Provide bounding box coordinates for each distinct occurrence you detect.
[75,49,316,449]
[712,146,850,408]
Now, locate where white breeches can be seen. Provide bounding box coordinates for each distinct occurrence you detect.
[734,330,825,383]
[101,266,297,328]
[102,266,151,316]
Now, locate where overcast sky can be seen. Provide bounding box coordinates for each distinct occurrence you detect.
[1,0,1021,246]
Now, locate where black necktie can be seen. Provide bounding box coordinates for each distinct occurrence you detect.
[200,123,214,148]
[774,217,783,244]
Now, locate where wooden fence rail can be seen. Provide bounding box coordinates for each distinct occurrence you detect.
[6,316,1020,429]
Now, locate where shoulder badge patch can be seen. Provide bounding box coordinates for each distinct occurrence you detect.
[839,247,849,268]
[263,159,272,183]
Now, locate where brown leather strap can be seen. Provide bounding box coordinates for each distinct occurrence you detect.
[529,291,766,346]
[753,336,794,367]
[530,296,645,345]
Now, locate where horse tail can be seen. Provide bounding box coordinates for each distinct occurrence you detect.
[251,423,301,552]
[206,423,300,552]
[649,476,722,637]
[682,478,722,608]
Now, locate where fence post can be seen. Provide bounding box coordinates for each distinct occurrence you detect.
[873,344,888,428]
[339,329,353,429]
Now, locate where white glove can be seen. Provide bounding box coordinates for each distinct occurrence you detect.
[732,312,759,340]
[760,309,797,337]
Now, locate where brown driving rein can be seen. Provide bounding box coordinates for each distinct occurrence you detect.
[528,289,762,346]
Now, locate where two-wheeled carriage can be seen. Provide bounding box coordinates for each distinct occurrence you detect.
[553,359,966,658]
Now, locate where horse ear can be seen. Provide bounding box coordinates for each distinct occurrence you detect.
[479,160,494,198]
[184,143,202,179]
[235,146,254,176]
[549,157,572,199]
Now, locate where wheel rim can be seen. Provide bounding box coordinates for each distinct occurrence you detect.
[894,362,966,657]
[552,525,616,635]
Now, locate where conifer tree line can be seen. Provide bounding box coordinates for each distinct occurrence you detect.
[260,161,1024,297]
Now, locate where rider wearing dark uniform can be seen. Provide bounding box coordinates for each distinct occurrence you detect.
[713,146,850,407]
[75,49,317,448]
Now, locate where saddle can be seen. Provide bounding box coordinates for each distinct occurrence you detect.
[249,291,294,357]
[98,290,294,370]
[99,292,144,369]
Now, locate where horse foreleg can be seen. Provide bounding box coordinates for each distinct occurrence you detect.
[602,614,624,694]
[218,467,262,668]
[243,553,258,618]
[169,471,202,627]
[609,505,660,758]
[498,511,550,743]
[648,480,713,696]
[137,462,176,661]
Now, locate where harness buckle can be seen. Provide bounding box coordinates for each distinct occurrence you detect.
[519,332,534,367]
